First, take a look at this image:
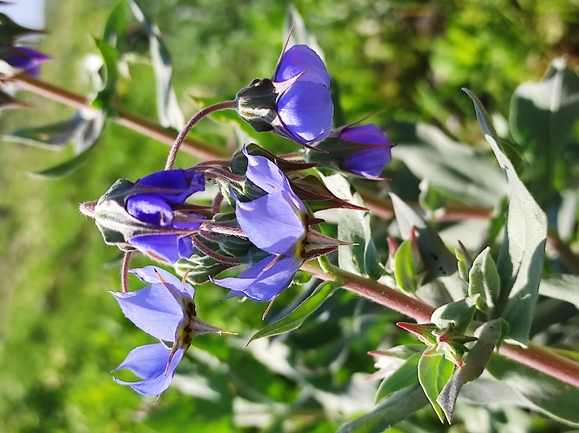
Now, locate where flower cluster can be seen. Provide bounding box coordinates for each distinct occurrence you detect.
[212,147,308,302]
[111,266,231,396]
[83,39,392,397]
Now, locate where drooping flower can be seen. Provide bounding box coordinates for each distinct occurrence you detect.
[111,266,231,396]
[212,148,307,302]
[235,44,333,147]
[3,46,51,77]
[125,169,205,263]
[310,123,394,178]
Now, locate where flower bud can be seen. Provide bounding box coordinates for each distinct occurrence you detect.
[235,45,333,147]
[308,123,394,178]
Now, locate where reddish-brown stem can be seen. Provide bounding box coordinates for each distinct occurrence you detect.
[164,100,236,170]
[121,251,133,293]
[301,260,579,389]
[9,74,230,160]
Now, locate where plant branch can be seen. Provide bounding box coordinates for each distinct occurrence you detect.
[165,100,235,170]
[301,260,579,389]
[9,74,230,160]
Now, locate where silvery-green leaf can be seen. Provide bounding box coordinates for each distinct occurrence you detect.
[538,274,579,309]
[464,88,547,346]
[389,121,508,208]
[128,0,184,129]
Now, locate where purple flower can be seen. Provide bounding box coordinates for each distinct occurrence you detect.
[212,148,307,301]
[126,170,205,264]
[111,266,229,396]
[5,46,51,77]
[235,45,333,147]
[339,124,393,178]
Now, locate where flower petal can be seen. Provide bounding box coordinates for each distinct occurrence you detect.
[342,146,392,178]
[110,283,184,341]
[213,254,302,302]
[132,266,196,300]
[113,343,185,396]
[243,149,306,212]
[277,80,333,144]
[340,124,389,145]
[136,169,205,205]
[236,192,306,255]
[129,234,190,264]
[126,194,174,226]
[274,45,330,88]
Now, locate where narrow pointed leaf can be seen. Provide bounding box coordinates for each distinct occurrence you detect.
[247,282,337,344]
[431,296,478,334]
[436,318,502,423]
[30,145,96,179]
[390,193,456,280]
[375,352,421,403]
[468,247,500,315]
[322,173,383,280]
[464,88,547,346]
[389,121,508,207]
[486,352,579,427]
[92,37,119,110]
[538,274,579,309]
[337,383,428,433]
[418,353,455,422]
[5,112,88,149]
[104,0,127,50]
[128,0,184,129]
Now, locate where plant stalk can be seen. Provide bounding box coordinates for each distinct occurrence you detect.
[301,260,579,389]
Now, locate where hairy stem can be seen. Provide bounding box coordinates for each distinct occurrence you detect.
[301,260,579,389]
[164,100,236,170]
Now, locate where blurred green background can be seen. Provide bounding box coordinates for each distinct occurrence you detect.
[1,0,579,431]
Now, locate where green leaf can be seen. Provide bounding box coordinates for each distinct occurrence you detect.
[468,247,500,316]
[30,144,96,179]
[337,384,428,433]
[285,5,325,62]
[321,173,383,280]
[418,179,446,213]
[0,13,45,42]
[436,318,502,423]
[247,282,338,344]
[431,296,478,334]
[375,352,421,403]
[0,89,28,110]
[538,274,579,309]
[509,58,579,178]
[92,37,119,111]
[464,88,547,346]
[388,121,508,207]
[5,112,89,150]
[390,193,456,281]
[486,352,579,427]
[394,239,422,293]
[418,353,455,422]
[103,0,127,50]
[128,0,184,129]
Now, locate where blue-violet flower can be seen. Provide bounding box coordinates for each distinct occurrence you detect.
[235,44,333,147]
[111,266,230,396]
[212,148,307,302]
[4,46,51,77]
[339,123,393,178]
[126,169,205,264]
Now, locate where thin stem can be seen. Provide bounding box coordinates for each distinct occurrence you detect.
[121,251,133,293]
[301,260,579,389]
[164,100,236,170]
